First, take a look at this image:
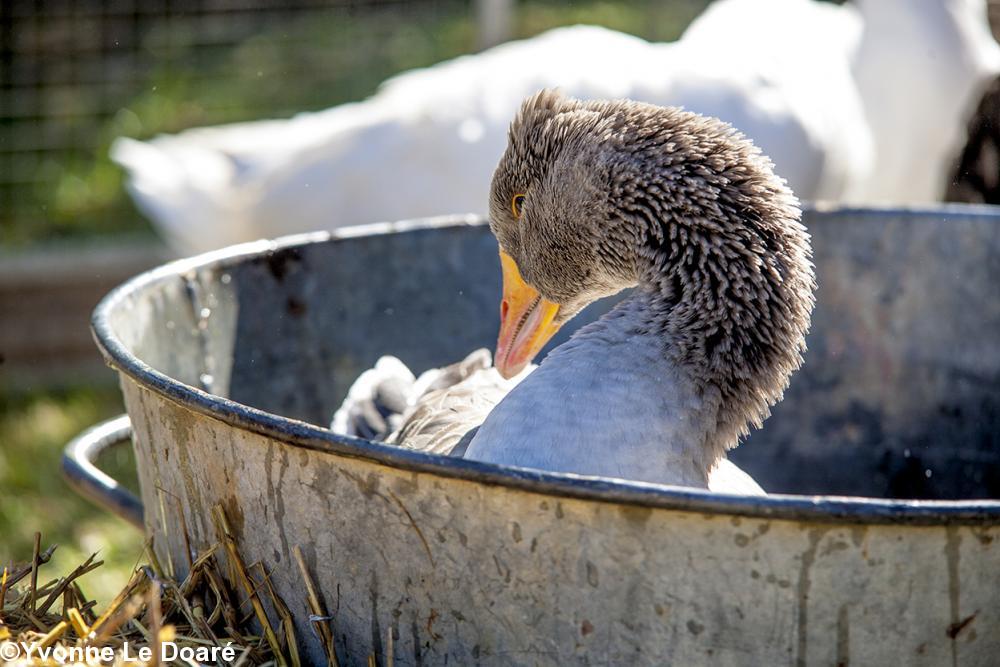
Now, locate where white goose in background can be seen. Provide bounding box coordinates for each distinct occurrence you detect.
[849,0,1000,203]
[679,0,1000,204]
[332,91,816,493]
[113,0,1000,255]
[113,0,877,255]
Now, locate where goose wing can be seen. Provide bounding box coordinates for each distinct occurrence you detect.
[332,349,528,455]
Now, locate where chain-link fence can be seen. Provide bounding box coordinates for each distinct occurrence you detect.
[0,0,708,247]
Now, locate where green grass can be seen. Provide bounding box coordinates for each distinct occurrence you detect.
[0,386,144,605]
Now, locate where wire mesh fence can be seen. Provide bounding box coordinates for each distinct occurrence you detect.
[0,0,708,247]
[0,0,477,245]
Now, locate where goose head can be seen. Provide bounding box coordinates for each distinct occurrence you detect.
[488,89,815,452]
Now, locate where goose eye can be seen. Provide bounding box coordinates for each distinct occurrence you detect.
[511,193,526,219]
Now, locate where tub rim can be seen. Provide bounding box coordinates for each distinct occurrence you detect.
[92,209,1000,527]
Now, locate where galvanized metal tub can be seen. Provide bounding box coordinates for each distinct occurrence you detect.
[73,207,1000,665]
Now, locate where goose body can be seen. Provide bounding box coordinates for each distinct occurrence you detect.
[114,0,881,254]
[332,347,765,494]
[332,91,815,494]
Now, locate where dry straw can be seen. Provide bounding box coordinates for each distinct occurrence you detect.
[0,505,389,666]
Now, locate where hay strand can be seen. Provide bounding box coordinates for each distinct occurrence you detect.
[292,546,339,667]
[211,504,287,667]
[1,534,284,666]
[28,533,41,613]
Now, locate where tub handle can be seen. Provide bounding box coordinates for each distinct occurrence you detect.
[62,414,144,529]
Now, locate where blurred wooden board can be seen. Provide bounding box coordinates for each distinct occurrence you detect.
[0,239,171,390]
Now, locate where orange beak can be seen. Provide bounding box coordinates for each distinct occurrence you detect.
[495,250,563,379]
